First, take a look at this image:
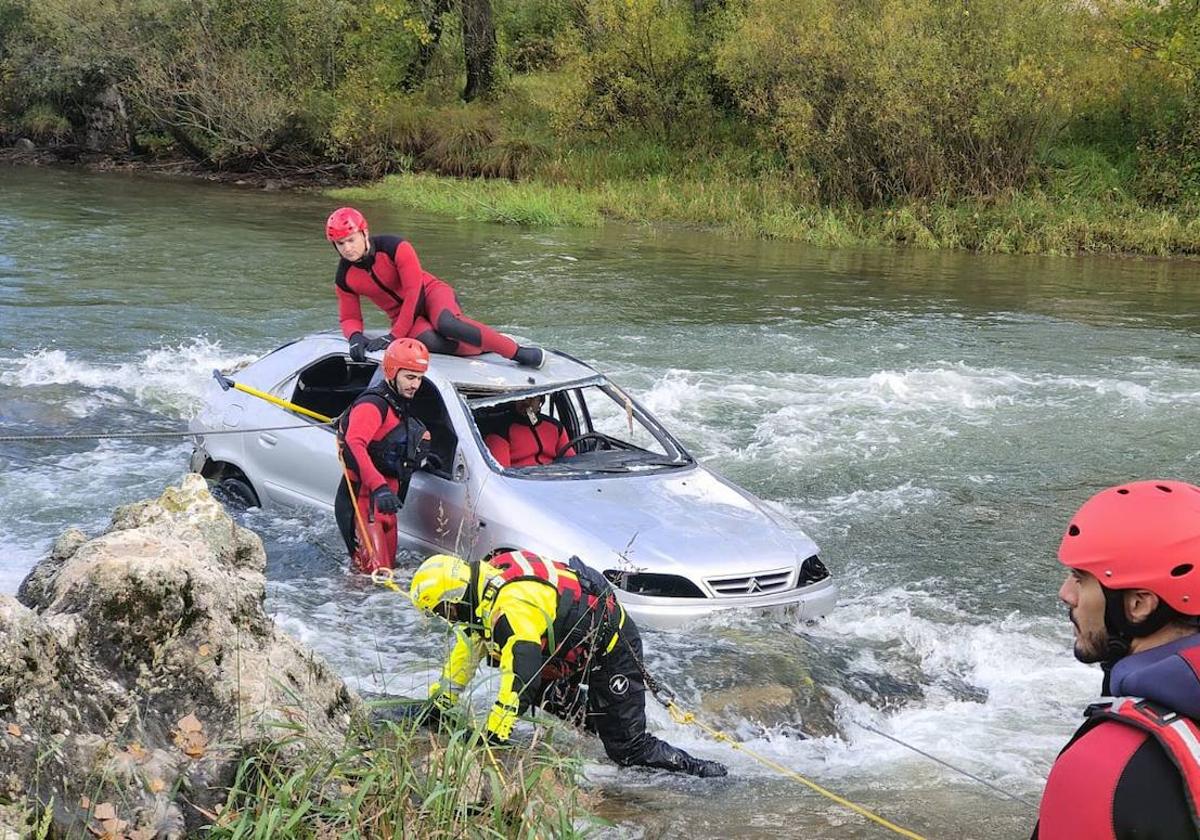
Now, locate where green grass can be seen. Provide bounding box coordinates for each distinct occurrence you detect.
[330,139,1200,256]
[207,712,595,839]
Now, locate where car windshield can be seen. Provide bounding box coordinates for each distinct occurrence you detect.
[464,381,692,477]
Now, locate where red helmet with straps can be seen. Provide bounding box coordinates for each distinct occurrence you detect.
[383,337,430,378]
[325,207,367,242]
[1059,480,1200,616]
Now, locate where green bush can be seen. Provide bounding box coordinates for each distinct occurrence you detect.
[16,102,71,142]
[1098,0,1200,207]
[553,0,711,138]
[713,0,1098,205]
[1134,96,1200,207]
[497,0,580,72]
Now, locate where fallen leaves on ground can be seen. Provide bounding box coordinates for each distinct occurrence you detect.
[173,712,208,758]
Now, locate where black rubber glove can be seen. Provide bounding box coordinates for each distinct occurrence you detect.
[371,486,401,514]
[366,333,395,352]
[348,332,369,363]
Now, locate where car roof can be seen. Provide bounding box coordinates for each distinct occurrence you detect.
[293,331,600,391]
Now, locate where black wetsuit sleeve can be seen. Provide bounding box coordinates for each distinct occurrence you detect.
[492,614,544,711]
[1113,739,1198,839]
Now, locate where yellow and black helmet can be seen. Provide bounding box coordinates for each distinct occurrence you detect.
[410,553,475,622]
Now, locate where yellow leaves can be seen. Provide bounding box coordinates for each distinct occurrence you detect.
[173,713,208,759]
[93,802,117,821]
[148,777,166,794]
[197,643,211,657]
[5,723,20,738]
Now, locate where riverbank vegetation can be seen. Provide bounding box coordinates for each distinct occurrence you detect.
[2,0,1199,255]
[208,714,592,838]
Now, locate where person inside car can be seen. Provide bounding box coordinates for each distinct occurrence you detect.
[325,207,545,368]
[483,394,576,468]
[408,550,728,777]
[335,338,431,573]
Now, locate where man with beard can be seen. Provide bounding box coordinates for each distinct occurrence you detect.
[1035,480,1200,839]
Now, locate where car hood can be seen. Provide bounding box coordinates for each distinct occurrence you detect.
[484,465,818,577]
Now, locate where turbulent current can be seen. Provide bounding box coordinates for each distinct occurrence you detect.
[5,166,1200,838]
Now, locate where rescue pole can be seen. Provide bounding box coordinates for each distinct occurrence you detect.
[211,369,387,572]
[212,369,332,423]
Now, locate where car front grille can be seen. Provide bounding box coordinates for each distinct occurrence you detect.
[705,567,794,597]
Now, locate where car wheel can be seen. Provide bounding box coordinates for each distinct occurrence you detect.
[214,476,259,510]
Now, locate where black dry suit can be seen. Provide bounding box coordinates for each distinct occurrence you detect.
[440,550,727,777]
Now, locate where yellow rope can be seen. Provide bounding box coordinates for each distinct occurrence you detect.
[665,703,927,840]
[370,568,403,592]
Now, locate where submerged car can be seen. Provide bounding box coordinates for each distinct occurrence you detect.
[189,332,836,629]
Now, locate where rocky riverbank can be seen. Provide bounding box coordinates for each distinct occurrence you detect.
[0,475,359,838]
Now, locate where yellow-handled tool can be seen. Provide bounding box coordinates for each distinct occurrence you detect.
[212,369,332,423]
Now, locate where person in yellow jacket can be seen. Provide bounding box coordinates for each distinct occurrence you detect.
[409,550,728,777]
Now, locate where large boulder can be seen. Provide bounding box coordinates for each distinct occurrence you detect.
[4,474,360,838]
[84,84,131,154]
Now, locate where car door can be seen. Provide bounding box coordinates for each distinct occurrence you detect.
[248,361,344,509]
[394,380,480,556]
[252,417,341,509]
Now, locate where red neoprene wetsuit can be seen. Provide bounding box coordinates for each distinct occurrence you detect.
[335,387,408,570]
[485,416,575,467]
[334,235,518,358]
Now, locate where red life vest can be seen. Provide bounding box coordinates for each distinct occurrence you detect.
[480,550,622,679]
[1075,695,1200,831]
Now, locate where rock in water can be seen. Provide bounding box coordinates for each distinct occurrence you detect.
[3,474,361,838]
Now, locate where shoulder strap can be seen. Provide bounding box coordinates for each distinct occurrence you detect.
[1089,696,1200,830]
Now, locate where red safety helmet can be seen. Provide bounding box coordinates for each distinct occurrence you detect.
[383,337,430,378]
[1059,480,1200,616]
[325,207,368,242]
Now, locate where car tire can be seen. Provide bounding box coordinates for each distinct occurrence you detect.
[214,476,259,510]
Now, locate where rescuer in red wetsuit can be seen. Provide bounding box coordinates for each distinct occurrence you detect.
[1034,480,1200,839]
[325,207,545,368]
[335,338,431,573]
[484,394,576,468]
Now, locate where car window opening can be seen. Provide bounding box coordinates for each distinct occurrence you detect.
[464,383,692,476]
[290,355,377,419]
[289,354,458,480]
[408,379,459,480]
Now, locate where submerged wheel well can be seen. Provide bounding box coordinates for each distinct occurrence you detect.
[197,459,261,507]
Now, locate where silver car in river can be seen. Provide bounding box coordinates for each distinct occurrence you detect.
[188,332,836,629]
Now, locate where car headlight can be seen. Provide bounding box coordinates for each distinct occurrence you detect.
[603,570,706,598]
[797,555,830,587]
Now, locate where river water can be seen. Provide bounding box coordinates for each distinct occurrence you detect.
[4,165,1200,838]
